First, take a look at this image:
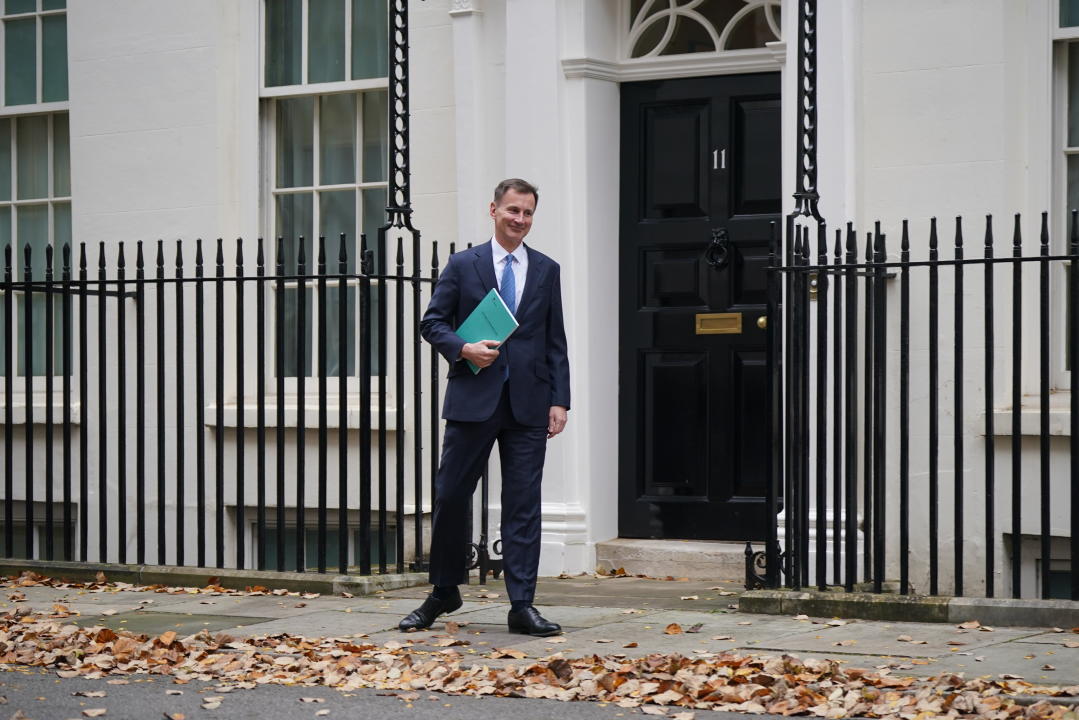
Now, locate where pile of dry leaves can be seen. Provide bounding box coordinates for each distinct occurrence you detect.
[0,602,1076,719]
[2,570,321,599]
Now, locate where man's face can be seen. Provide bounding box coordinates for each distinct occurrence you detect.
[490,188,536,247]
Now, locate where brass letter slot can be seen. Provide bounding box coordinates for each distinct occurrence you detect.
[695,312,742,335]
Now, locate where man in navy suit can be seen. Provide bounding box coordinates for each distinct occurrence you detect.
[399,178,570,637]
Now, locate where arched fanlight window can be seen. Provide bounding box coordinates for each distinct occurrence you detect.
[628,0,782,58]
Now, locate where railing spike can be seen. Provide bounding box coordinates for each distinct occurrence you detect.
[955,216,964,248]
[1014,213,1023,250]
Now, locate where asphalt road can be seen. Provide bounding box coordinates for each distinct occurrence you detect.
[0,667,788,720]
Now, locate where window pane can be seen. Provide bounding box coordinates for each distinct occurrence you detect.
[0,119,11,201]
[265,0,302,87]
[4,0,34,14]
[1070,155,1079,216]
[275,192,313,376]
[352,0,387,80]
[5,18,37,106]
[1065,0,1079,27]
[0,206,9,377]
[42,14,68,103]
[361,90,387,182]
[52,113,69,196]
[319,93,356,185]
[51,202,68,374]
[16,204,47,376]
[275,97,314,188]
[308,0,346,83]
[321,190,356,376]
[360,188,381,375]
[16,115,48,200]
[42,0,66,9]
[361,187,385,267]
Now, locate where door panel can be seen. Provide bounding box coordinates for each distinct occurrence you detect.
[618,73,780,541]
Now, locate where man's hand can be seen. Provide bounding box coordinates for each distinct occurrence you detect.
[460,340,501,368]
[547,406,568,439]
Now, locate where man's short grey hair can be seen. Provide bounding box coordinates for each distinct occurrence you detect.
[493,178,539,206]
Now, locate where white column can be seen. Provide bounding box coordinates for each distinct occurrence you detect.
[449,0,491,245]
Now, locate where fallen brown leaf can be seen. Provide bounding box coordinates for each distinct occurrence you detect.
[957,620,981,629]
[664,623,683,635]
[163,714,185,720]
[623,641,638,648]
[82,710,107,718]
[489,648,527,659]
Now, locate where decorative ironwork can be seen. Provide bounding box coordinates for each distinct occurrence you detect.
[790,0,822,221]
[628,0,781,58]
[467,538,504,581]
[744,541,784,590]
[386,0,415,231]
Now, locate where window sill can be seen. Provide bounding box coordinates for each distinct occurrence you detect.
[980,393,1073,437]
[205,402,400,431]
[0,403,82,425]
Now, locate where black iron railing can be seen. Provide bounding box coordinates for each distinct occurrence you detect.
[750,211,1079,600]
[0,235,502,580]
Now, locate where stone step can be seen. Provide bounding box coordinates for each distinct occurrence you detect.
[594,538,750,582]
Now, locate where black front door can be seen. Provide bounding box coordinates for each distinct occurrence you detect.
[618,73,781,541]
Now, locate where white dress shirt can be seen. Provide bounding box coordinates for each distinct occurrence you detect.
[491,237,527,310]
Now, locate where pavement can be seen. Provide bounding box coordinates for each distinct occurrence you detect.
[2,573,1079,718]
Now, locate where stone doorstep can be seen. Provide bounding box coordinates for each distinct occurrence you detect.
[0,559,427,597]
[740,589,1079,627]
[595,538,748,581]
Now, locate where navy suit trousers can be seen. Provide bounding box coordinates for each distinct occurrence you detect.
[427,385,547,604]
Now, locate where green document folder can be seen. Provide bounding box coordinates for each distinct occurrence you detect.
[456,288,519,374]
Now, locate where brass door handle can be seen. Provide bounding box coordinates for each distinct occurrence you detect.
[757,316,767,329]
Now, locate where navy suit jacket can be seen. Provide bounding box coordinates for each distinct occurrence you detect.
[420,241,570,426]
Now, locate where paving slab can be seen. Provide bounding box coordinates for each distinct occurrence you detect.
[385,576,743,611]
[899,640,1079,683]
[27,598,168,617]
[215,609,402,637]
[1017,631,1079,646]
[1,586,78,604]
[448,604,655,629]
[757,620,1044,658]
[73,610,271,636]
[344,596,494,617]
[146,594,349,618]
[48,589,191,607]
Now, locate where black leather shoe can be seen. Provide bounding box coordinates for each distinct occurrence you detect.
[507,606,562,637]
[398,592,463,631]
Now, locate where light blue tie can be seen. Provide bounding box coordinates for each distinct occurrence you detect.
[499,255,516,314]
[499,255,515,380]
